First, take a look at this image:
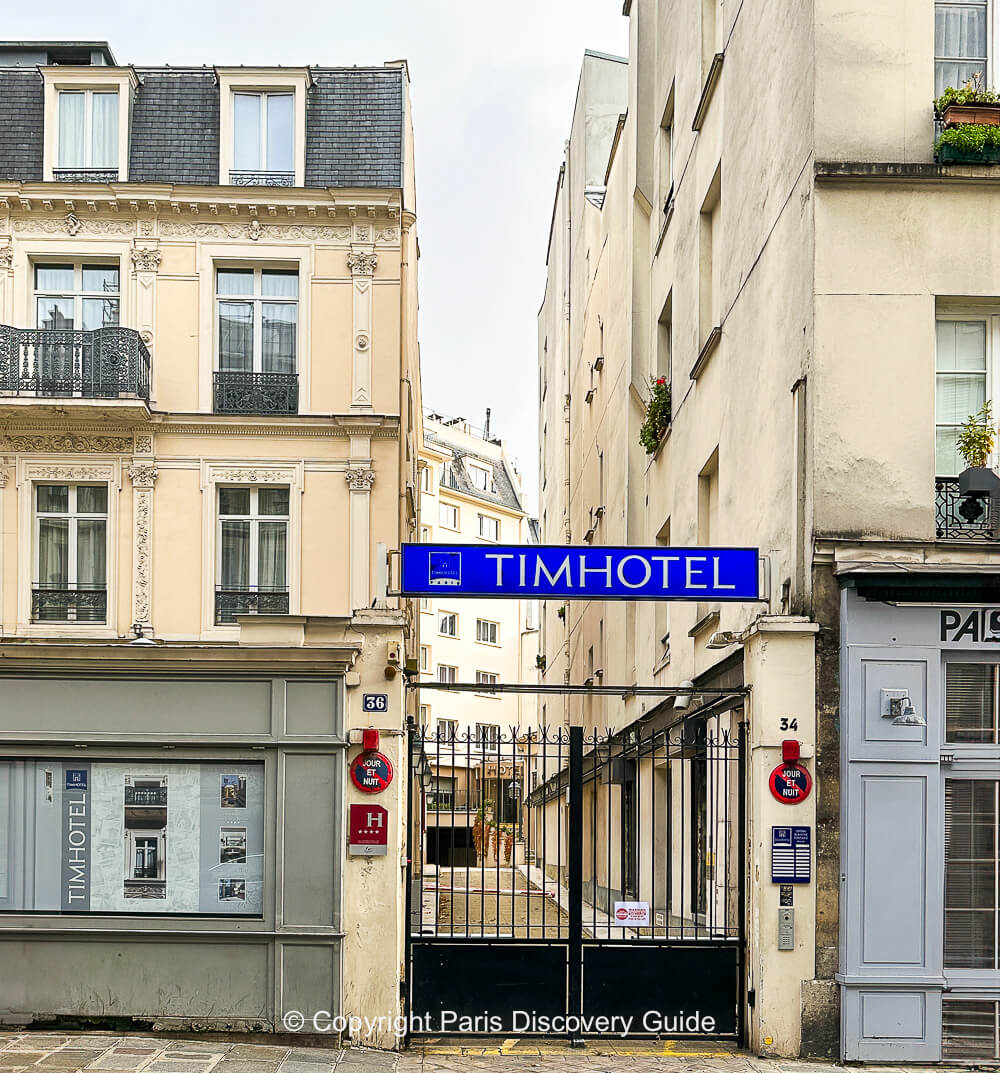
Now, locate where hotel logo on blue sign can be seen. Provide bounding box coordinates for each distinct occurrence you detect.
[401,544,761,601]
[65,769,88,791]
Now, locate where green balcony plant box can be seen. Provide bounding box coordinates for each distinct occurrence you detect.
[937,142,1000,163]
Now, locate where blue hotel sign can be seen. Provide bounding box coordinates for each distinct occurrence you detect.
[400,544,761,601]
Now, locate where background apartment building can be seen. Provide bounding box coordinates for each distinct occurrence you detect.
[416,411,537,866]
[0,41,420,1045]
[539,0,1000,1062]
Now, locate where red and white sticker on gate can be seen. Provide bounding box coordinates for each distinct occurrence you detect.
[613,900,650,926]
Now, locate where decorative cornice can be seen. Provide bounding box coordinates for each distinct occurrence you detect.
[346,250,378,276]
[127,461,159,488]
[345,468,376,492]
[130,247,162,272]
[22,460,117,482]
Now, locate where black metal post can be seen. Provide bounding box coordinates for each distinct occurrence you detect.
[737,717,748,1046]
[403,718,415,1048]
[568,725,584,1046]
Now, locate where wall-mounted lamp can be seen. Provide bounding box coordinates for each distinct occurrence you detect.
[706,630,739,650]
[673,680,695,712]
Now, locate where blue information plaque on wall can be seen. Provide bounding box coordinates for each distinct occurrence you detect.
[771,826,811,884]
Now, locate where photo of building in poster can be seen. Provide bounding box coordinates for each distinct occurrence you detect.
[123,775,168,899]
[0,760,265,916]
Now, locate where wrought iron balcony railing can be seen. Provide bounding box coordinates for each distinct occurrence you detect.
[31,584,108,623]
[52,168,119,183]
[0,325,150,401]
[936,477,1000,541]
[213,370,298,415]
[229,170,295,187]
[215,587,290,625]
[125,786,168,807]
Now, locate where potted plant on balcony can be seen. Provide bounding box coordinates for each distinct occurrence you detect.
[957,400,1000,494]
[639,376,672,454]
[936,122,1000,163]
[937,77,1000,127]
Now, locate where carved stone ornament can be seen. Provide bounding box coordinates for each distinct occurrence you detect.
[0,245,12,269]
[1,433,132,454]
[25,463,115,482]
[247,219,263,241]
[345,468,376,492]
[128,462,159,488]
[346,251,378,276]
[131,247,162,272]
[215,467,296,484]
[0,468,10,488]
[356,334,370,351]
[133,434,154,455]
[65,212,82,236]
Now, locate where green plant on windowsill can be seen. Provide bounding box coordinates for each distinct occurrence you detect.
[935,81,1000,114]
[937,123,1000,154]
[956,400,1000,496]
[639,376,672,454]
[957,401,996,469]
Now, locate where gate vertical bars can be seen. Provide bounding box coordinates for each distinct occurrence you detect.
[408,716,745,1039]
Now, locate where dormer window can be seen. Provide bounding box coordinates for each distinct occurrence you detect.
[232,92,294,187]
[218,70,309,188]
[57,90,119,179]
[42,67,135,182]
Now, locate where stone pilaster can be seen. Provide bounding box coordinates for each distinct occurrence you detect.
[128,460,159,635]
[347,247,377,409]
[345,458,375,613]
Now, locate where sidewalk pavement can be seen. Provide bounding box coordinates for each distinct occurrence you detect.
[0,1033,949,1073]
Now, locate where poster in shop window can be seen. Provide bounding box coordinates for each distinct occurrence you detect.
[0,760,265,916]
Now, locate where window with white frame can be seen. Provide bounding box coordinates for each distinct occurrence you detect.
[57,89,118,172]
[468,463,492,492]
[476,723,499,748]
[437,718,457,742]
[33,483,108,623]
[420,645,430,671]
[216,268,298,376]
[935,1,988,97]
[438,664,457,686]
[419,704,431,724]
[439,503,459,529]
[936,318,990,476]
[476,618,498,645]
[216,486,289,624]
[35,263,120,331]
[421,466,432,492]
[232,91,294,181]
[420,597,431,613]
[478,513,500,541]
[439,612,458,637]
[476,671,499,692]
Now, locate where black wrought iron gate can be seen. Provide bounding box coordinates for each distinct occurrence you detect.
[405,718,746,1040]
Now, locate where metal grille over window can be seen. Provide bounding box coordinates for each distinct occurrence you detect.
[945,779,1000,969]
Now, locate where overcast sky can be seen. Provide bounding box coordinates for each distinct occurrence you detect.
[5,2,629,512]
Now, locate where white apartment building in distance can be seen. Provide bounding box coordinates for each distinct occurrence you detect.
[416,410,537,866]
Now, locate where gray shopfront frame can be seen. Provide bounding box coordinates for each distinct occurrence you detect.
[0,666,348,1031]
[840,583,1000,1062]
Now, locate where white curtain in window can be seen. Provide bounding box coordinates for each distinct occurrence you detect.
[258,523,287,590]
[76,519,107,589]
[936,320,988,475]
[935,2,988,95]
[38,519,69,586]
[262,304,296,373]
[220,520,250,588]
[90,92,118,168]
[58,92,85,168]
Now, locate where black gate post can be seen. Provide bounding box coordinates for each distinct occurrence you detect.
[567,725,584,1046]
[403,718,415,1048]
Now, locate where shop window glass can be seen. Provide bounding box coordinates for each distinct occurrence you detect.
[0,760,264,916]
[947,663,999,743]
[945,779,999,968]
